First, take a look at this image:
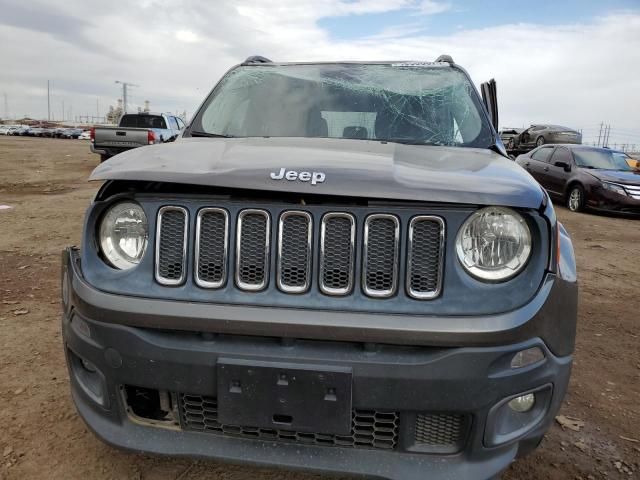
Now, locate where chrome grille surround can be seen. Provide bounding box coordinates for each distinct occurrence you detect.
[194,208,229,289]
[319,212,356,296]
[235,209,271,291]
[406,216,445,299]
[277,210,313,293]
[623,184,640,200]
[155,206,189,286]
[362,214,400,298]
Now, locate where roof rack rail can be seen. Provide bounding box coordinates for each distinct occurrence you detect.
[242,55,273,65]
[435,54,454,64]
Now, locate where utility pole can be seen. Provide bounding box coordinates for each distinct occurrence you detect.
[115,81,140,114]
[62,100,65,122]
[3,93,8,119]
[597,122,603,147]
[47,80,51,121]
[605,125,611,147]
[96,97,100,121]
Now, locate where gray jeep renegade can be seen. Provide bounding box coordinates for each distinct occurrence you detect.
[61,56,577,480]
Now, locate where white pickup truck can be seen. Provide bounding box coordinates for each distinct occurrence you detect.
[90,112,186,162]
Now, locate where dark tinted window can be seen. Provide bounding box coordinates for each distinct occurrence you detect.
[551,147,572,165]
[119,114,167,129]
[531,147,553,162]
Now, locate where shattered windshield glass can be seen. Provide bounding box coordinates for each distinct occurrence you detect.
[194,63,493,148]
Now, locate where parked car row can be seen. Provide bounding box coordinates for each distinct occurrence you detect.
[0,125,91,139]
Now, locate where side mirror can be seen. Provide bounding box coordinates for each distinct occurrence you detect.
[480,79,499,131]
[555,161,571,172]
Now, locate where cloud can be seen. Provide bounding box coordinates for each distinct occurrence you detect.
[0,0,638,146]
[175,30,200,43]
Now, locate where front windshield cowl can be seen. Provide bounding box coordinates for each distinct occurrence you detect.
[191,63,494,149]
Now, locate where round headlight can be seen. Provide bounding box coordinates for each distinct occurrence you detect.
[456,206,531,281]
[99,201,148,270]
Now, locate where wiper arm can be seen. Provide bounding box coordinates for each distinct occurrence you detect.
[189,130,235,138]
[380,138,446,146]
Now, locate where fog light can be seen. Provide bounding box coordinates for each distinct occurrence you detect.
[511,347,544,368]
[508,393,535,413]
[81,358,97,373]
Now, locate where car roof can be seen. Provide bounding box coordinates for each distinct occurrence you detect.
[531,124,574,130]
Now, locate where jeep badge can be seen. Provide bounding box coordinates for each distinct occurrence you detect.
[270,168,326,185]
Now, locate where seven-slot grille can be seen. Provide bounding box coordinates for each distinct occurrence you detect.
[155,207,445,299]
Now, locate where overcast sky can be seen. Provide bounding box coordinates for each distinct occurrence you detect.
[1,0,639,146]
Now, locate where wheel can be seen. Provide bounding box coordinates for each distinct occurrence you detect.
[567,185,585,212]
[536,136,545,147]
[507,138,515,150]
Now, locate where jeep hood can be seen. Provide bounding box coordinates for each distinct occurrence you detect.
[90,137,544,208]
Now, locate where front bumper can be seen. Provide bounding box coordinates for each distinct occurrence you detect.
[62,248,574,480]
[586,188,640,215]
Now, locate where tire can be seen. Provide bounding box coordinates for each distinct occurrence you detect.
[567,184,585,212]
[536,136,545,147]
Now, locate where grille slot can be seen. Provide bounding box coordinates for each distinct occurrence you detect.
[235,209,270,291]
[407,216,445,299]
[179,394,399,450]
[195,208,229,288]
[414,413,469,453]
[277,211,312,293]
[320,213,356,296]
[155,206,188,285]
[363,214,400,297]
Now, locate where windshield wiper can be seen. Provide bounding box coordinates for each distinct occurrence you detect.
[189,130,235,138]
[379,138,447,146]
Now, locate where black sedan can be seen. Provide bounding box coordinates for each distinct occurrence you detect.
[508,125,581,153]
[516,145,640,214]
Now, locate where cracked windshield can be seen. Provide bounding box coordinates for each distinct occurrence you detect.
[197,63,493,147]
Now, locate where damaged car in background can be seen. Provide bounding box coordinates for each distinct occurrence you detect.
[507,124,582,153]
[61,56,577,480]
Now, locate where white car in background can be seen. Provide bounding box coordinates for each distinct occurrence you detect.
[78,130,91,140]
[0,126,13,135]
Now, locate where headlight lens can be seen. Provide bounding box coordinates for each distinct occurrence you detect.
[456,206,531,281]
[99,201,148,269]
[601,182,627,196]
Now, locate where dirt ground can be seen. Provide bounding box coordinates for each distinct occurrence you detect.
[0,136,638,479]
